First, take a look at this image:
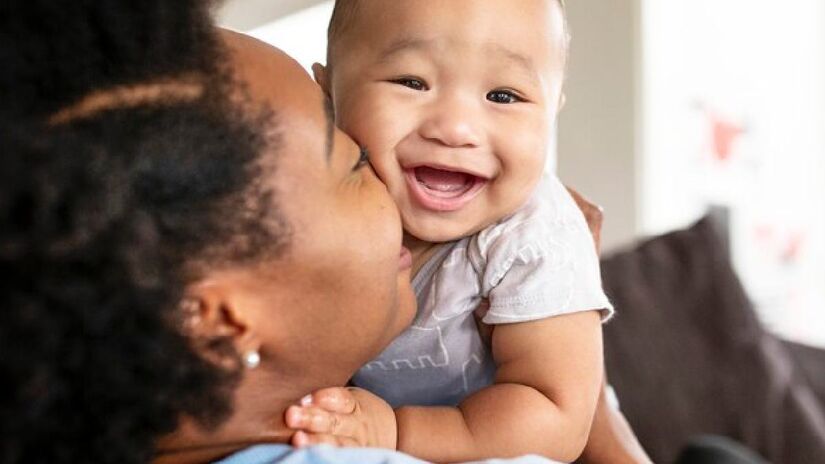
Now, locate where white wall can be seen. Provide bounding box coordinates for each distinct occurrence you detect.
[244,1,334,73]
[557,0,643,253]
[216,0,328,31]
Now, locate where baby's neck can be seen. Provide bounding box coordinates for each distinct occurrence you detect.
[403,233,445,278]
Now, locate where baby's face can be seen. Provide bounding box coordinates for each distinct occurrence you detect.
[324,0,567,242]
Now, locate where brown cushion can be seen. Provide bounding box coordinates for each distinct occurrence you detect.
[784,340,825,408]
[600,216,825,463]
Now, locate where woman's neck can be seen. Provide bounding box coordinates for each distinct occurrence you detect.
[153,369,343,464]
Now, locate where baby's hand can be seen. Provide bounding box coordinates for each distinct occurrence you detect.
[285,387,397,450]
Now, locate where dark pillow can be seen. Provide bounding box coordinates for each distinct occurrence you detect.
[784,340,825,412]
[600,216,825,463]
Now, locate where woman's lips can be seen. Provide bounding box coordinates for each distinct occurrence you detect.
[399,246,413,271]
[404,166,488,212]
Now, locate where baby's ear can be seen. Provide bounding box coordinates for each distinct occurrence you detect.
[312,63,331,97]
[558,92,567,111]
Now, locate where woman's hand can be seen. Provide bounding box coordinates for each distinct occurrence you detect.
[564,186,653,464]
[285,387,398,449]
[565,186,603,253]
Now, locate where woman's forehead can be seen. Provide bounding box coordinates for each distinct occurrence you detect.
[221,30,330,165]
[221,30,321,116]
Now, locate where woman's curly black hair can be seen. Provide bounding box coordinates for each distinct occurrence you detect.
[0,1,288,462]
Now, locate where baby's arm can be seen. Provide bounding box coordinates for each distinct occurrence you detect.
[287,310,603,462]
[395,310,603,462]
[578,377,654,464]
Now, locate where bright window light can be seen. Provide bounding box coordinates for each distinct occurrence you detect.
[642,0,825,347]
[247,1,334,73]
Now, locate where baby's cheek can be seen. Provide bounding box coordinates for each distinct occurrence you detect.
[497,142,546,209]
[366,155,399,192]
[360,92,413,144]
[496,111,548,160]
[336,111,370,146]
[334,92,374,138]
[504,136,547,179]
[518,139,547,165]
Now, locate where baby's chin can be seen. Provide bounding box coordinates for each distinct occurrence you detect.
[402,215,486,244]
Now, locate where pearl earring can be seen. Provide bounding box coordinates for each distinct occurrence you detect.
[243,350,261,369]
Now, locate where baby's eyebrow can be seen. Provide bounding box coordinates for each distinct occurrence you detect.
[483,43,541,86]
[376,37,542,87]
[377,37,434,63]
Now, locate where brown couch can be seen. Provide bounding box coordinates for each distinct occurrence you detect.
[600,217,825,464]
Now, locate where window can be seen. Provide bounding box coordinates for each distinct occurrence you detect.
[642,0,825,346]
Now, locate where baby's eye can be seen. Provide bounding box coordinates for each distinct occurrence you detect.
[392,77,429,91]
[487,89,524,104]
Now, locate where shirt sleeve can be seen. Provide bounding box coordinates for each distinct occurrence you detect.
[472,175,614,325]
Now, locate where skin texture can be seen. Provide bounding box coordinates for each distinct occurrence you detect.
[153,30,416,463]
[299,1,604,461]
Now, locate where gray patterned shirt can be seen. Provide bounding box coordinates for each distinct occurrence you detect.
[353,175,613,407]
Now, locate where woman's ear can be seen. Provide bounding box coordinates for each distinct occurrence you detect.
[180,280,262,370]
[312,62,331,98]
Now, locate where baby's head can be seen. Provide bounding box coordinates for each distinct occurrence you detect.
[316,0,569,243]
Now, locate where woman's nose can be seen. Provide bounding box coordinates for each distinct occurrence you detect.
[418,97,482,148]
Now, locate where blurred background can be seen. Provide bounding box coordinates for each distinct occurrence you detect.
[216,0,825,349]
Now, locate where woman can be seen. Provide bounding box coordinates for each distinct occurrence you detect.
[1,1,652,463]
[2,1,416,462]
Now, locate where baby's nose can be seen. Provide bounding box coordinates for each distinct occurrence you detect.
[419,99,482,148]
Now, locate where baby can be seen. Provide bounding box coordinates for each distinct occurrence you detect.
[287,0,613,462]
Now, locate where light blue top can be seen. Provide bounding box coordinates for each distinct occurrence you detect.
[216,444,561,464]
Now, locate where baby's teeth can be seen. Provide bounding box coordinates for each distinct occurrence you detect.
[420,181,464,192]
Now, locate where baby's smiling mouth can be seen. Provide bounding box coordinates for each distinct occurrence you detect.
[415,166,476,195]
[404,165,489,212]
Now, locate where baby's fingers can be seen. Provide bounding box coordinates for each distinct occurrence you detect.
[285,405,363,439]
[301,387,357,414]
[292,430,360,448]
